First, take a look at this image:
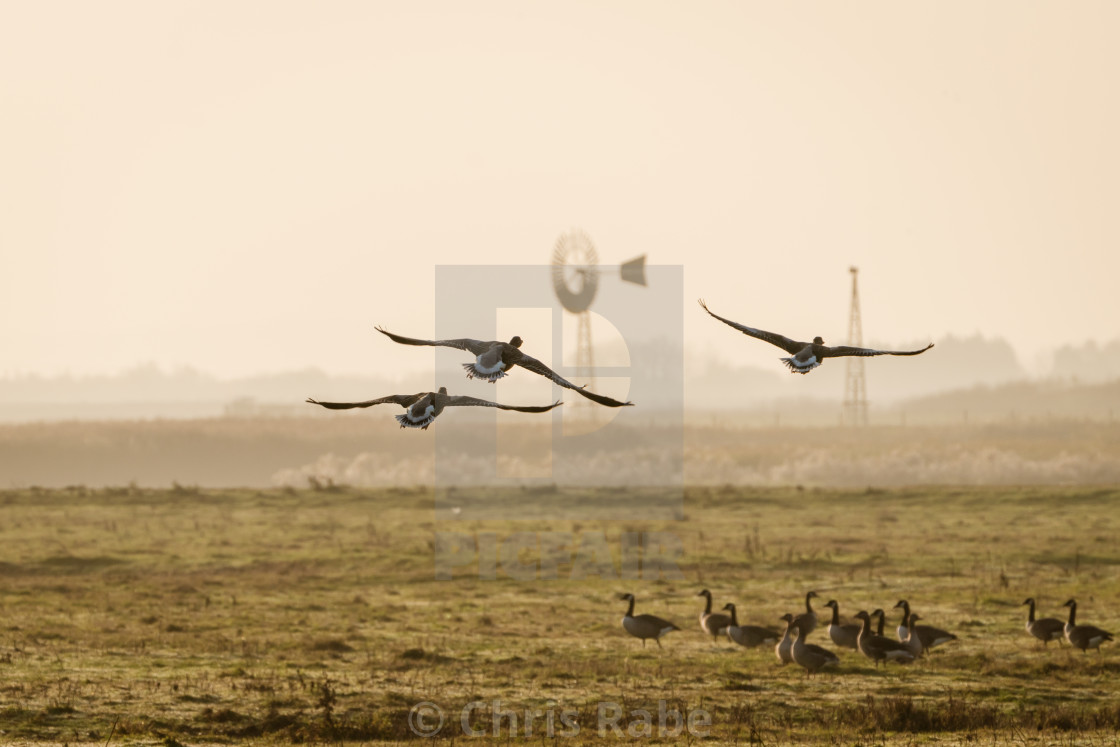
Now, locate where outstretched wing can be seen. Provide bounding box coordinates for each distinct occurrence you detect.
[444,395,563,413]
[514,354,634,407]
[376,326,491,355]
[820,343,934,359]
[698,300,806,355]
[305,394,420,410]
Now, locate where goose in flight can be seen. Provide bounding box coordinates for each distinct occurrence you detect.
[698,300,933,374]
[306,387,561,430]
[375,326,633,407]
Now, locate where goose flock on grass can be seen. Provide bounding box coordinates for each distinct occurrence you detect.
[619,590,1112,675]
[305,300,933,426]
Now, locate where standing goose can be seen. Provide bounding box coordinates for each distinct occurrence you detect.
[901,613,925,659]
[792,590,820,636]
[375,327,633,407]
[775,614,796,665]
[894,599,957,651]
[722,603,780,648]
[1062,599,1114,653]
[697,590,733,642]
[306,387,561,430]
[790,620,841,676]
[872,608,888,637]
[619,593,680,648]
[823,600,861,650]
[855,610,916,668]
[698,300,933,374]
[1022,598,1065,647]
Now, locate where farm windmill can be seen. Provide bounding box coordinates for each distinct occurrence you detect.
[550,229,646,418]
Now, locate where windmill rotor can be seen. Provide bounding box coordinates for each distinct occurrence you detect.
[551,230,600,313]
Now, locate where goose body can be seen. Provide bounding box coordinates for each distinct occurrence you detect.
[792,590,820,636]
[698,300,933,375]
[791,622,840,675]
[1063,599,1114,653]
[306,387,561,430]
[855,610,916,667]
[619,593,680,648]
[823,600,861,650]
[722,603,780,648]
[775,614,795,665]
[697,590,732,641]
[1022,598,1065,647]
[894,599,957,651]
[901,613,924,659]
[376,327,633,407]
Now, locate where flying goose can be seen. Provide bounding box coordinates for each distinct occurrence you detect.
[697,590,733,642]
[698,300,933,374]
[722,603,780,648]
[894,599,957,651]
[790,620,841,675]
[619,593,680,648]
[305,387,561,430]
[1022,598,1065,647]
[792,590,820,636]
[823,599,861,650]
[375,327,633,407]
[1062,599,1114,653]
[855,610,916,667]
[775,613,796,665]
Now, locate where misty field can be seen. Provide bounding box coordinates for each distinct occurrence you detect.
[1,485,1119,746]
[4,419,1120,489]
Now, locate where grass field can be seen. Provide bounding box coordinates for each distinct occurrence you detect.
[1,485,1118,745]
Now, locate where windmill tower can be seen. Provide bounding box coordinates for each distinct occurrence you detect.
[842,266,869,426]
[550,230,646,419]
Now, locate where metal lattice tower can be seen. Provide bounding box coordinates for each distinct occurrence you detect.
[842,266,869,426]
[575,311,595,419]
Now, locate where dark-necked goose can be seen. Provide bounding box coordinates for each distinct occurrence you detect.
[722,603,780,648]
[823,599,861,650]
[1063,599,1114,653]
[894,599,957,651]
[872,608,887,638]
[697,590,732,642]
[793,590,820,636]
[1022,598,1065,647]
[306,387,561,430]
[376,327,633,407]
[698,300,933,374]
[790,619,840,675]
[855,610,916,667]
[775,613,795,665]
[901,613,924,659]
[619,593,680,648]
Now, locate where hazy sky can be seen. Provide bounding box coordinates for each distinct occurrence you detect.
[3,1,1118,379]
